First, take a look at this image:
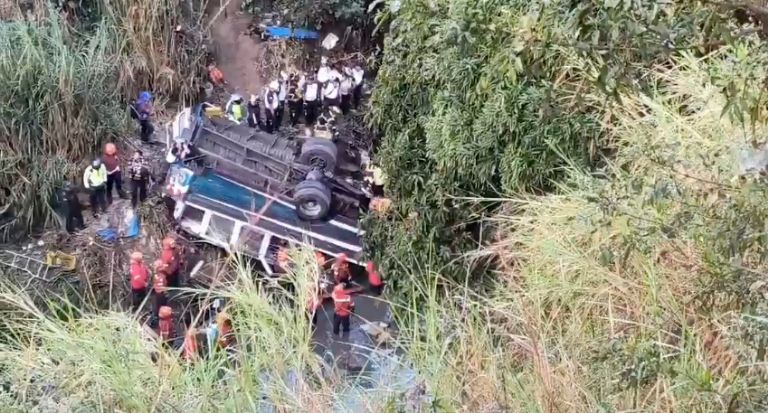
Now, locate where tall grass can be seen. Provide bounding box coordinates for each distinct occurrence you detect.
[0,1,207,239]
[0,12,126,237]
[0,250,419,412]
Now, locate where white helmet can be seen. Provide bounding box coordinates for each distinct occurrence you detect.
[269,80,279,90]
[320,56,328,65]
[230,93,242,102]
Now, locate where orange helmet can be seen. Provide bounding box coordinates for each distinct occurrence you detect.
[159,306,173,319]
[104,142,117,156]
[162,237,176,249]
[153,259,167,270]
[336,253,348,263]
[130,251,143,262]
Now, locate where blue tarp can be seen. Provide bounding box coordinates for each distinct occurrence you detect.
[96,228,119,242]
[264,26,320,40]
[125,214,140,238]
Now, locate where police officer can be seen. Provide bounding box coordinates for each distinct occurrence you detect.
[315,106,340,141]
[286,73,303,126]
[303,73,321,125]
[246,94,261,128]
[276,72,288,130]
[263,82,280,133]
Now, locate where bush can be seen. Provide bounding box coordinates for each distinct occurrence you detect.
[366,0,751,281]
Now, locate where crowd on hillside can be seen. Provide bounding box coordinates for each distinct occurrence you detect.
[218,56,365,140]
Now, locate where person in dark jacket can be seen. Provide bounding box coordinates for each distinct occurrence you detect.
[56,182,84,233]
[131,91,154,142]
[286,73,303,126]
[128,150,152,209]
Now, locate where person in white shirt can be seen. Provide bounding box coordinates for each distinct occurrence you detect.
[322,78,341,109]
[303,73,321,125]
[276,72,288,130]
[328,66,342,83]
[263,81,279,133]
[317,56,331,84]
[351,64,365,109]
[339,67,354,114]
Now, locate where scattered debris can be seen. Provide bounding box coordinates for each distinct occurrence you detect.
[322,33,339,50]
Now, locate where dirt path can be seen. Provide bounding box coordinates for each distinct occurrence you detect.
[207,0,267,98]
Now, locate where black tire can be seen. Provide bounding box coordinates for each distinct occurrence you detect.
[298,138,337,172]
[294,179,332,221]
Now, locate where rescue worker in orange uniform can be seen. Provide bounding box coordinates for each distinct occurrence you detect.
[307,286,323,328]
[332,253,351,286]
[216,312,236,352]
[183,327,199,363]
[366,261,385,295]
[152,260,169,323]
[160,237,181,288]
[129,252,150,312]
[157,306,175,346]
[315,251,327,268]
[332,283,355,335]
[276,245,290,274]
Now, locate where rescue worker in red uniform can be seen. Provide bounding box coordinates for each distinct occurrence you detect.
[332,253,351,287]
[216,312,236,352]
[157,306,174,346]
[276,243,290,274]
[183,327,199,363]
[152,260,169,323]
[307,287,323,328]
[129,251,149,312]
[332,283,355,335]
[366,261,385,295]
[315,251,327,269]
[160,237,181,288]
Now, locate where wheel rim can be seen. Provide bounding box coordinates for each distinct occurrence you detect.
[300,200,322,217]
[309,155,327,169]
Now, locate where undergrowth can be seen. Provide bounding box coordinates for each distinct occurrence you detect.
[0,0,207,239]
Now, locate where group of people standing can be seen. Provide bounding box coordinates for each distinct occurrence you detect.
[304,252,385,336]
[59,92,156,233]
[129,238,236,361]
[225,57,365,136]
[81,144,153,219]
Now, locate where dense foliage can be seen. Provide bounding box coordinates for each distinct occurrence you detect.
[0,1,207,239]
[242,0,368,28]
[366,0,757,280]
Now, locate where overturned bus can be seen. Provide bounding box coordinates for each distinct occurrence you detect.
[162,105,369,275]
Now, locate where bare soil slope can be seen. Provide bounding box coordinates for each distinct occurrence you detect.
[207,0,266,96]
